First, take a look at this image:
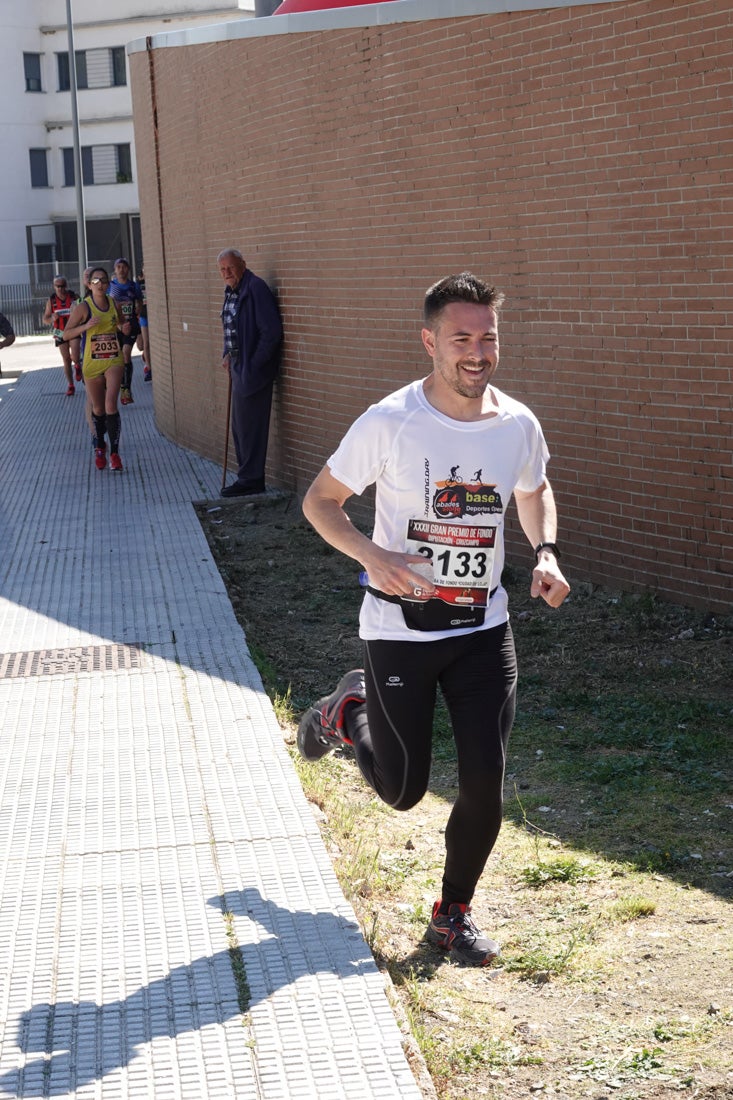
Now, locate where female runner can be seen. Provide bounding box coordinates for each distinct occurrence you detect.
[64,267,130,471]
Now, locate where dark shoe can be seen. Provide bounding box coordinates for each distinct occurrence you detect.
[297,669,366,760]
[426,902,500,967]
[220,481,265,498]
[143,367,152,382]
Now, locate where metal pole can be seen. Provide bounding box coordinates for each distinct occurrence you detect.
[65,0,87,285]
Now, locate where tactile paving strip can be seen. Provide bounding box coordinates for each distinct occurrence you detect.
[0,355,424,1100]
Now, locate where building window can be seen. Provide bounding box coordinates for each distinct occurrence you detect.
[111,47,127,86]
[57,50,87,91]
[24,53,43,92]
[30,149,49,188]
[116,144,132,182]
[62,144,133,186]
[57,47,126,91]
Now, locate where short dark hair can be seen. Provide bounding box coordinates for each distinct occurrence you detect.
[89,267,110,283]
[424,272,504,326]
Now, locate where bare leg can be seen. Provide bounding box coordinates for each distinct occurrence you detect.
[59,341,74,389]
[70,337,82,379]
[141,327,151,375]
[86,374,108,418]
[103,364,123,414]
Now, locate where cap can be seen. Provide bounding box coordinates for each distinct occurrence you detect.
[113,257,130,267]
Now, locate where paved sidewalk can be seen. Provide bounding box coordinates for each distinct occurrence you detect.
[0,344,423,1099]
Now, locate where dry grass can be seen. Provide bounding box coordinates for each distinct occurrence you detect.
[197,493,733,1100]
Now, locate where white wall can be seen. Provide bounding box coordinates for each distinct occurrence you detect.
[0,0,254,284]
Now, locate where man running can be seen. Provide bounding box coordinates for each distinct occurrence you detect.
[135,264,151,382]
[43,275,80,395]
[109,258,142,405]
[297,272,570,967]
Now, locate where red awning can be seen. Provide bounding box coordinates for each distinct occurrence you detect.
[274,0,402,13]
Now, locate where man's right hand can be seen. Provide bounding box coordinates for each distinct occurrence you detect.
[362,550,437,600]
[222,354,231,372]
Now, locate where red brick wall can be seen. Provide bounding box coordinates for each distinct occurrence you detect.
[130,0,732,612]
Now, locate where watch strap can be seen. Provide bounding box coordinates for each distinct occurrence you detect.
[534,541,561,563]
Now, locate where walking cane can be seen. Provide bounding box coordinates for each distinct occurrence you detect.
[221,369,232,493]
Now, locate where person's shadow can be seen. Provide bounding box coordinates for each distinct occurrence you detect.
[0,888,376,1097]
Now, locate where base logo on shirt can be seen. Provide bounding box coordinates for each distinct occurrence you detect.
[432,465,503,519]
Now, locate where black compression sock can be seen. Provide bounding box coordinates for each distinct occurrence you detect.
[107,412,121,452]
[93,413,107,446]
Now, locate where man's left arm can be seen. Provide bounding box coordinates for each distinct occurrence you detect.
[249,282,283,373]
[0,314,15,349]
[514,479,571,608]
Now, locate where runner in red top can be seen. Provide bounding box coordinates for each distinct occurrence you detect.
[43,276,81,395]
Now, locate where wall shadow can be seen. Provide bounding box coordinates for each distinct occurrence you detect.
[0,888,375,1097]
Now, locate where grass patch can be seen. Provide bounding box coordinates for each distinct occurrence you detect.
[606,895,656,922]
[520,855,597,888]
[197,496,733,1100]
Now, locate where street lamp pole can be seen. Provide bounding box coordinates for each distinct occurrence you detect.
[65,0,87,284]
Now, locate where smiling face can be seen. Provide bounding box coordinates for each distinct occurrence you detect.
[421,301,500,415]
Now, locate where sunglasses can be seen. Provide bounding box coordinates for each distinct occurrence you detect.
[90,277,109,285]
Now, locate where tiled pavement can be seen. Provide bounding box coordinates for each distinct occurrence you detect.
[0,343,424,1099]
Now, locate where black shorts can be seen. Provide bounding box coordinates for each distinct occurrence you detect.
[117,325,140,347]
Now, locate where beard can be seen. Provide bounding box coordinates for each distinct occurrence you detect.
[448,358,494,398]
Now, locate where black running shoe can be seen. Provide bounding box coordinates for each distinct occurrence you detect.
[297,669,366,760]
[426,901,500,967]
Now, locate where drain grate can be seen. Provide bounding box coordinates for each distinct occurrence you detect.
[0,643,147,680]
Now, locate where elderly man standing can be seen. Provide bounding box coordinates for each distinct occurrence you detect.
[218,249,283,497]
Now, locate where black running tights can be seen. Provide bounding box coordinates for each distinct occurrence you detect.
[345,622,518,906]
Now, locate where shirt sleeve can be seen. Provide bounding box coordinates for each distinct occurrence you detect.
[513,409,550,493]
[327,406,392,496]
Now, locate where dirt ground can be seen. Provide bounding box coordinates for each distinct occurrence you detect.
[196,492,732,1100]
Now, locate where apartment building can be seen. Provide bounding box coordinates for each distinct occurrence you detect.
[1,0,253,328]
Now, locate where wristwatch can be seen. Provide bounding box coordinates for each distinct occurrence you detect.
[534,542,561,563]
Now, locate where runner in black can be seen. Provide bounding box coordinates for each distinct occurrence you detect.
[297,273,570,966]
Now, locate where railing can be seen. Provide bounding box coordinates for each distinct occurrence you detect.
[0,284,49,337]
[0,264,112,337]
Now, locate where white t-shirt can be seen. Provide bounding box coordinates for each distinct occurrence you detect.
[328,379,550,642]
